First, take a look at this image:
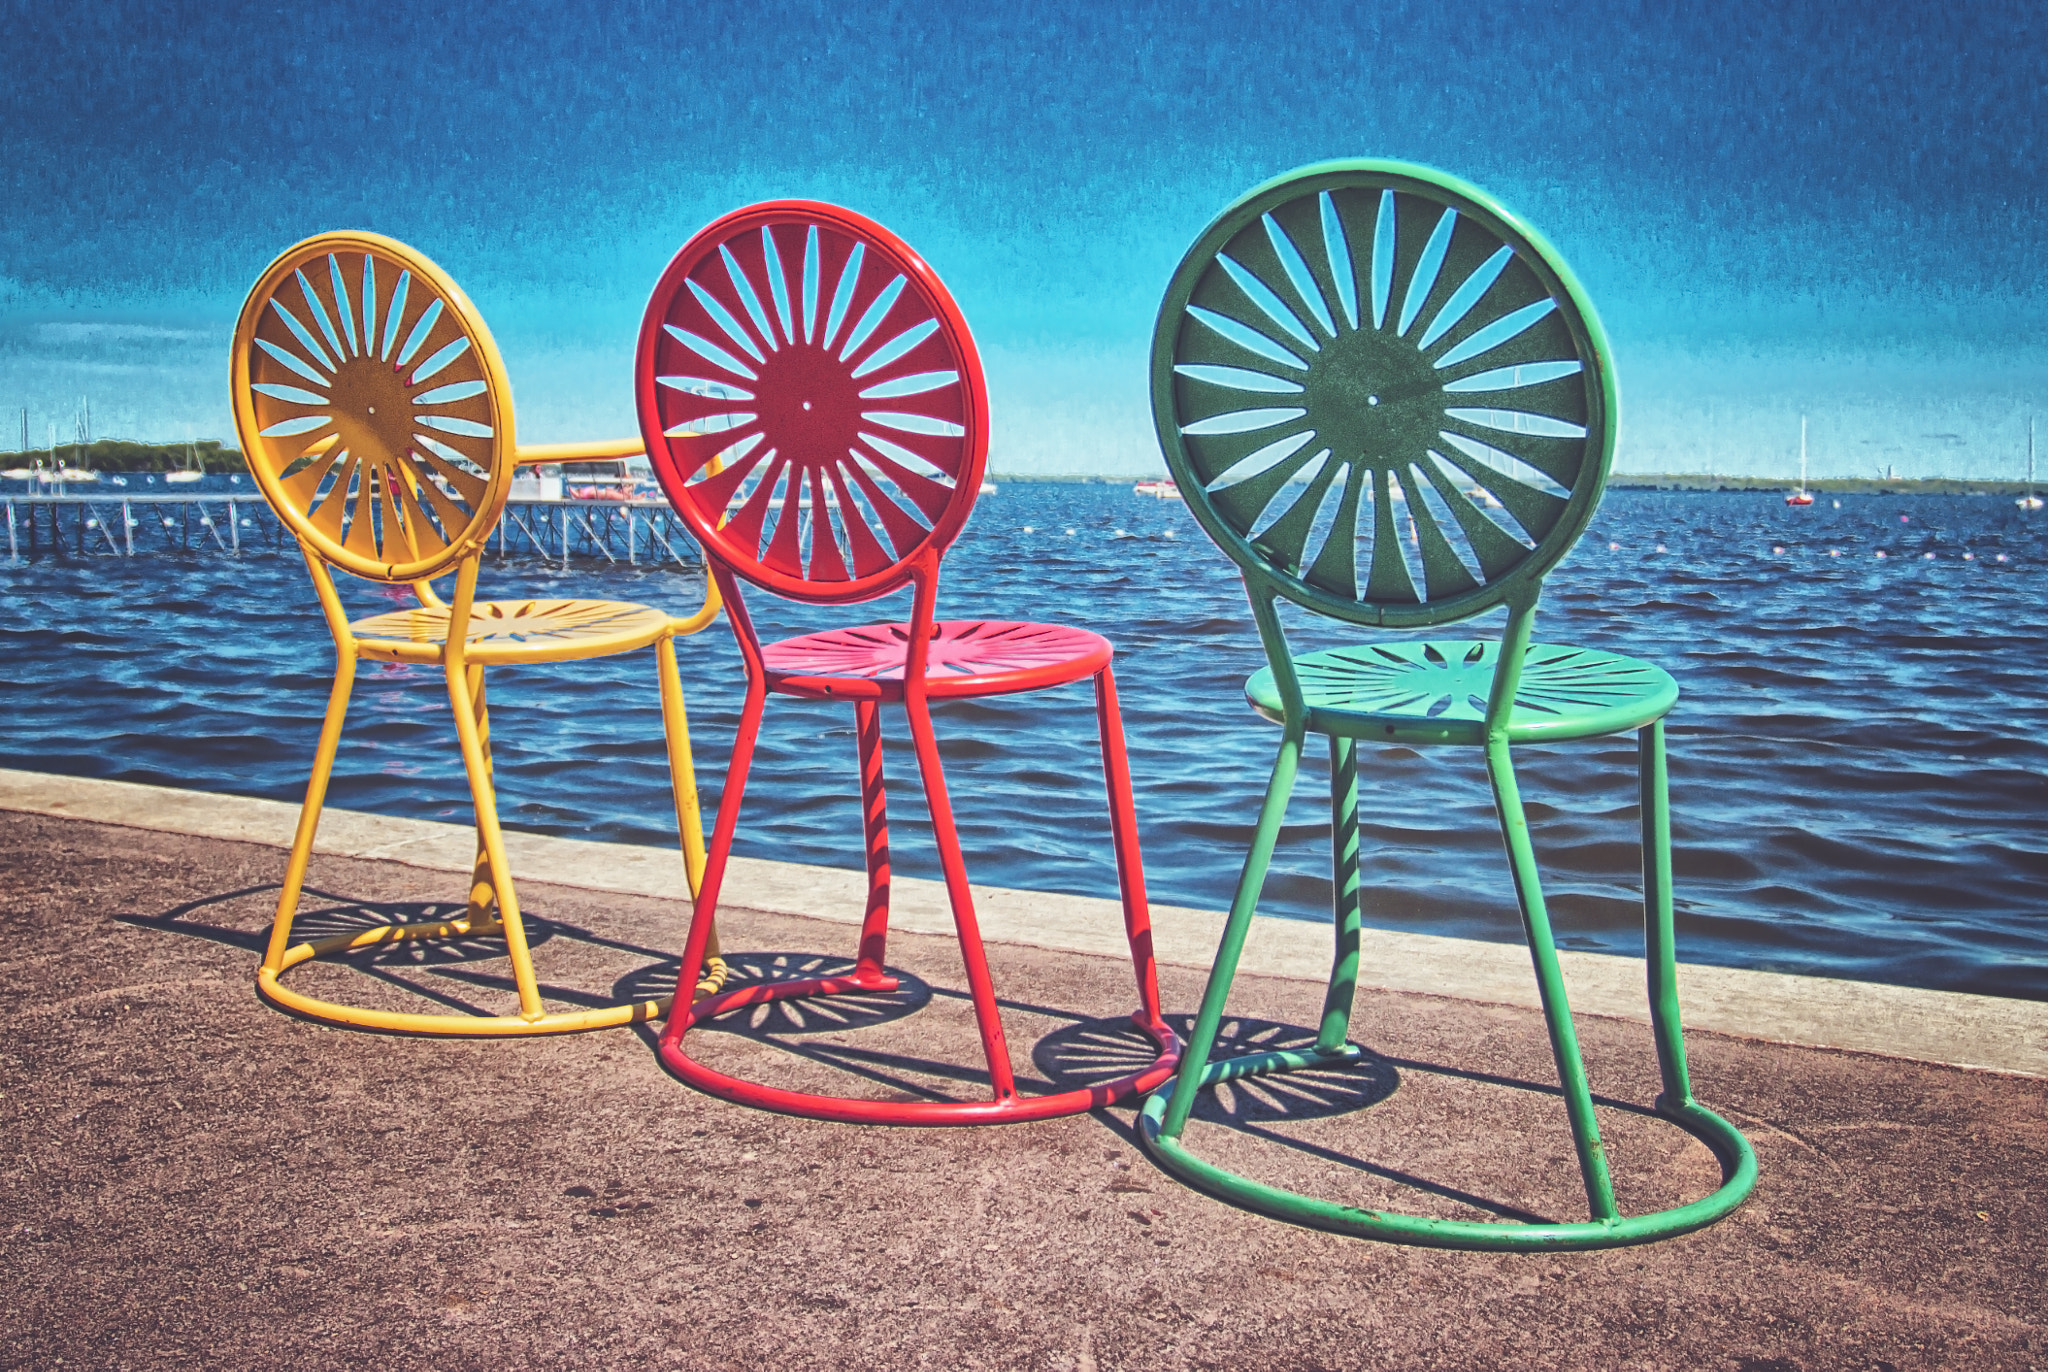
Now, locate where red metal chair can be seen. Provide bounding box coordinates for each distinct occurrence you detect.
[636,201,1178,1124]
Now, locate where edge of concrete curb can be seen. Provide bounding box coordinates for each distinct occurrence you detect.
[2,767,2041,1078]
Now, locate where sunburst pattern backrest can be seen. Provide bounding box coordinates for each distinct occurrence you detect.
[637,201,989,604]
[231,232,515,583]
[1151,161,1617,628]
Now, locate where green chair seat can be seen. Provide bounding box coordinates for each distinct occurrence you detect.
[1246,641,1678,746]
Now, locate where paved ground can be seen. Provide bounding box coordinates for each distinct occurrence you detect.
[2,810,2043,1371]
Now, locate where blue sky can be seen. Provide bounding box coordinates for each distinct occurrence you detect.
[3,0,2044,476]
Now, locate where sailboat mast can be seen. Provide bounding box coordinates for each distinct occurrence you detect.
[1800,414,1808,489]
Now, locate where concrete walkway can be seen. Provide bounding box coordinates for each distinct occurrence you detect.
[1,773,2044,1369]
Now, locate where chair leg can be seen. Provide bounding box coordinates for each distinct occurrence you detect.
[1317,735,1364,1054]
[446,660,544,1022]
[1091,667,1168,1034]
[658,673,768,1051]
[461,665,503,934]
[1158,728,1308,1138]
[1485,737,1619,1221]
[656,635,723,989]
[901,691,1018,1103]
[1639,719,1694,1111]
[263,650,359,973]
[851,700,897,988]
[1139,716,1755,1247]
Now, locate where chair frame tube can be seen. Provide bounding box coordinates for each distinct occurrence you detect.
[1138,576,1757,1250]
[256,532,725,1035]
[656,553,1179,1124]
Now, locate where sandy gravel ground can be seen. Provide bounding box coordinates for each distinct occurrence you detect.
[1,811,2043,1371]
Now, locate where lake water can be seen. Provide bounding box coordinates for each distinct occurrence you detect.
[3,481,2045,1000]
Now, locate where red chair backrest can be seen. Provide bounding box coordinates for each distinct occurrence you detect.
[637,201,990,604]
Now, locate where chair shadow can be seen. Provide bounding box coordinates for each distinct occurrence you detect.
[631,952,1190,1109]
[122,880,679,1023]
[613,951,935,1036]
[1062,1014,1692,1226]
[1036,1013,1399,1123]
[125,897,1659,1224]
[626,951,1007,1105]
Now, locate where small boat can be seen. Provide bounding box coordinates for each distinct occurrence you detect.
[58,401,100,481]
[562,455,661,501]
[1135,478,1181,499]
[165,441,205,484]
[979,480,997,495]
[1,467,32,481]
[725,482,840,512]
[1786,416,1814,505]
[2021,417,2043,511]
[1466,485,1503,509]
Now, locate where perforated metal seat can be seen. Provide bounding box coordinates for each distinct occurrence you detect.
[1246,641,1677,746]
[350,597,675,666]
[762,619,1112,700]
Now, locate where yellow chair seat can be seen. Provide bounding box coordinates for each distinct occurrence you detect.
[351,597,675,665]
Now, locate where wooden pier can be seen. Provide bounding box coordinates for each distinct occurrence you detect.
[0,494,704,567]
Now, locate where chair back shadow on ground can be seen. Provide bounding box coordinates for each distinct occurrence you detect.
[126,882,691,1022]
[637,199,1179,1123]
[1136,160,1756,1248]
[231,230,727,1036]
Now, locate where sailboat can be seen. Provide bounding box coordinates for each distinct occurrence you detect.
[2020,416,2043,511]
[1785,416,1814,506]
[56,400,99,482]
[2,408,31,480]
[165,440,204,484]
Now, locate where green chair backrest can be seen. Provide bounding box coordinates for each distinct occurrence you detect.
[1150,160,1617,629]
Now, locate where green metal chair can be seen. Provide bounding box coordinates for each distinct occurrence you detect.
[1138,160,1756,1250]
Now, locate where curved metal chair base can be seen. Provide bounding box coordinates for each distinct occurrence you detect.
[662,974,1182,1126]
[1138,1046,1757,1253]
[256,915,710,1037]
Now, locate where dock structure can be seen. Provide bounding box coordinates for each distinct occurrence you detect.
[0,494,704,568]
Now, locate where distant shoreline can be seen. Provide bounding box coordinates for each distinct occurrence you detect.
[0,439,244,474]
[0,446,2034,497]
[988,472,2045,496]
[1604,473,2042,496]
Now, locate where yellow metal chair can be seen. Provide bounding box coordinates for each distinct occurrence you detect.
[231,230,725,1034]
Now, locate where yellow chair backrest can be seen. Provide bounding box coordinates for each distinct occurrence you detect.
[230,231,515,583]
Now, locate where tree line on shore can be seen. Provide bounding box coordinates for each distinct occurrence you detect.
[0,439,249,473]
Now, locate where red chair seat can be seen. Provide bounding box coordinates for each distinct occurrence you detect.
[762,620,1111,700]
